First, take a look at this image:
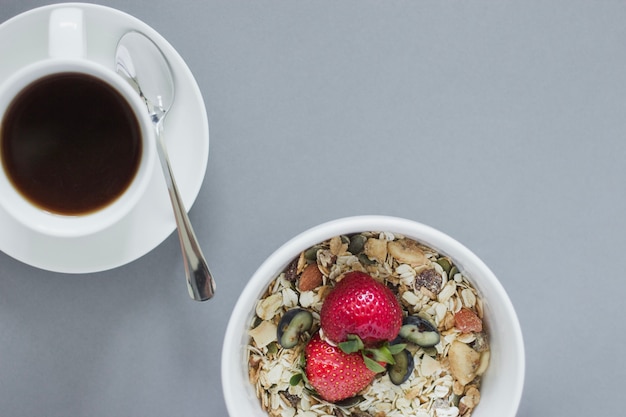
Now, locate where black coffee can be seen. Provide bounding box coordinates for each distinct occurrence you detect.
[1,72,142,215]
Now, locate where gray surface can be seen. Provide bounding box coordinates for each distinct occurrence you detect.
[1,1,625,416]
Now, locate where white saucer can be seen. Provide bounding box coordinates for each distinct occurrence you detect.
[0,3,209,273]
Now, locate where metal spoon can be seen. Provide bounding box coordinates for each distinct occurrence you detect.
[115,31,215,301]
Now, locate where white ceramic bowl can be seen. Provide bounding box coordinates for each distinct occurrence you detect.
[222,215,525,416]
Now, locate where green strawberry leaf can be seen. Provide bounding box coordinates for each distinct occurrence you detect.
[362,355,386,373]
[338,334,365,354]
[387,343,407,355]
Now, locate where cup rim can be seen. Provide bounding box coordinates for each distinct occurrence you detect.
[0,58,155,238]
[221,215,525,417]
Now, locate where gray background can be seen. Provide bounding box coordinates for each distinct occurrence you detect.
[1,1,624,416]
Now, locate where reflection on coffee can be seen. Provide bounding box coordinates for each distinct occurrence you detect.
[0,72,142,215]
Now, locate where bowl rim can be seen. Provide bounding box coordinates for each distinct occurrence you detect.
[222,215,525,416]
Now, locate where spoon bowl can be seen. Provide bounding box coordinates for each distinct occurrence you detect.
[115,31,215,301]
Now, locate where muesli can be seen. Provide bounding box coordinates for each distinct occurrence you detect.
[247,232,490,417]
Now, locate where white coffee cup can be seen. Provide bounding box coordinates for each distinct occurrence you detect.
[0,8,155,238]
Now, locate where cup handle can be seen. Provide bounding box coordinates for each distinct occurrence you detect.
[49,8,85,59]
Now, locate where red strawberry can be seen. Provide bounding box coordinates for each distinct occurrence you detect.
[454,307,483,333]
[305,333,377,402]
[320,271,402,346]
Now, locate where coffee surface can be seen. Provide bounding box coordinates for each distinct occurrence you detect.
[1,72,142,215]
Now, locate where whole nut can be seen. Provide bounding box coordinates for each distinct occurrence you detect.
[298,263,323,292]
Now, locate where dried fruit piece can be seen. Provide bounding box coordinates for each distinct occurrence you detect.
[284,258,299,282]
[454,307,483,334]
[387,239,428,266]
[363,238,388,263]
[397,315,440,347]
[298,263,323,292]
[415,268,443,295]
[277,308,313,348]
[448,341,481,386]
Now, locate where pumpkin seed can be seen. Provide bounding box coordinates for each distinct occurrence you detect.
[304,246,322,261]
[435,257,452,274]
[348,234,367,254]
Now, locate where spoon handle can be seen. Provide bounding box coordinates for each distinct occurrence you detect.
[155,122,215,301]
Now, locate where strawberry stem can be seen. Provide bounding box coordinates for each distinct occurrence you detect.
[365,345,395,365]
[337,334,407,374]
